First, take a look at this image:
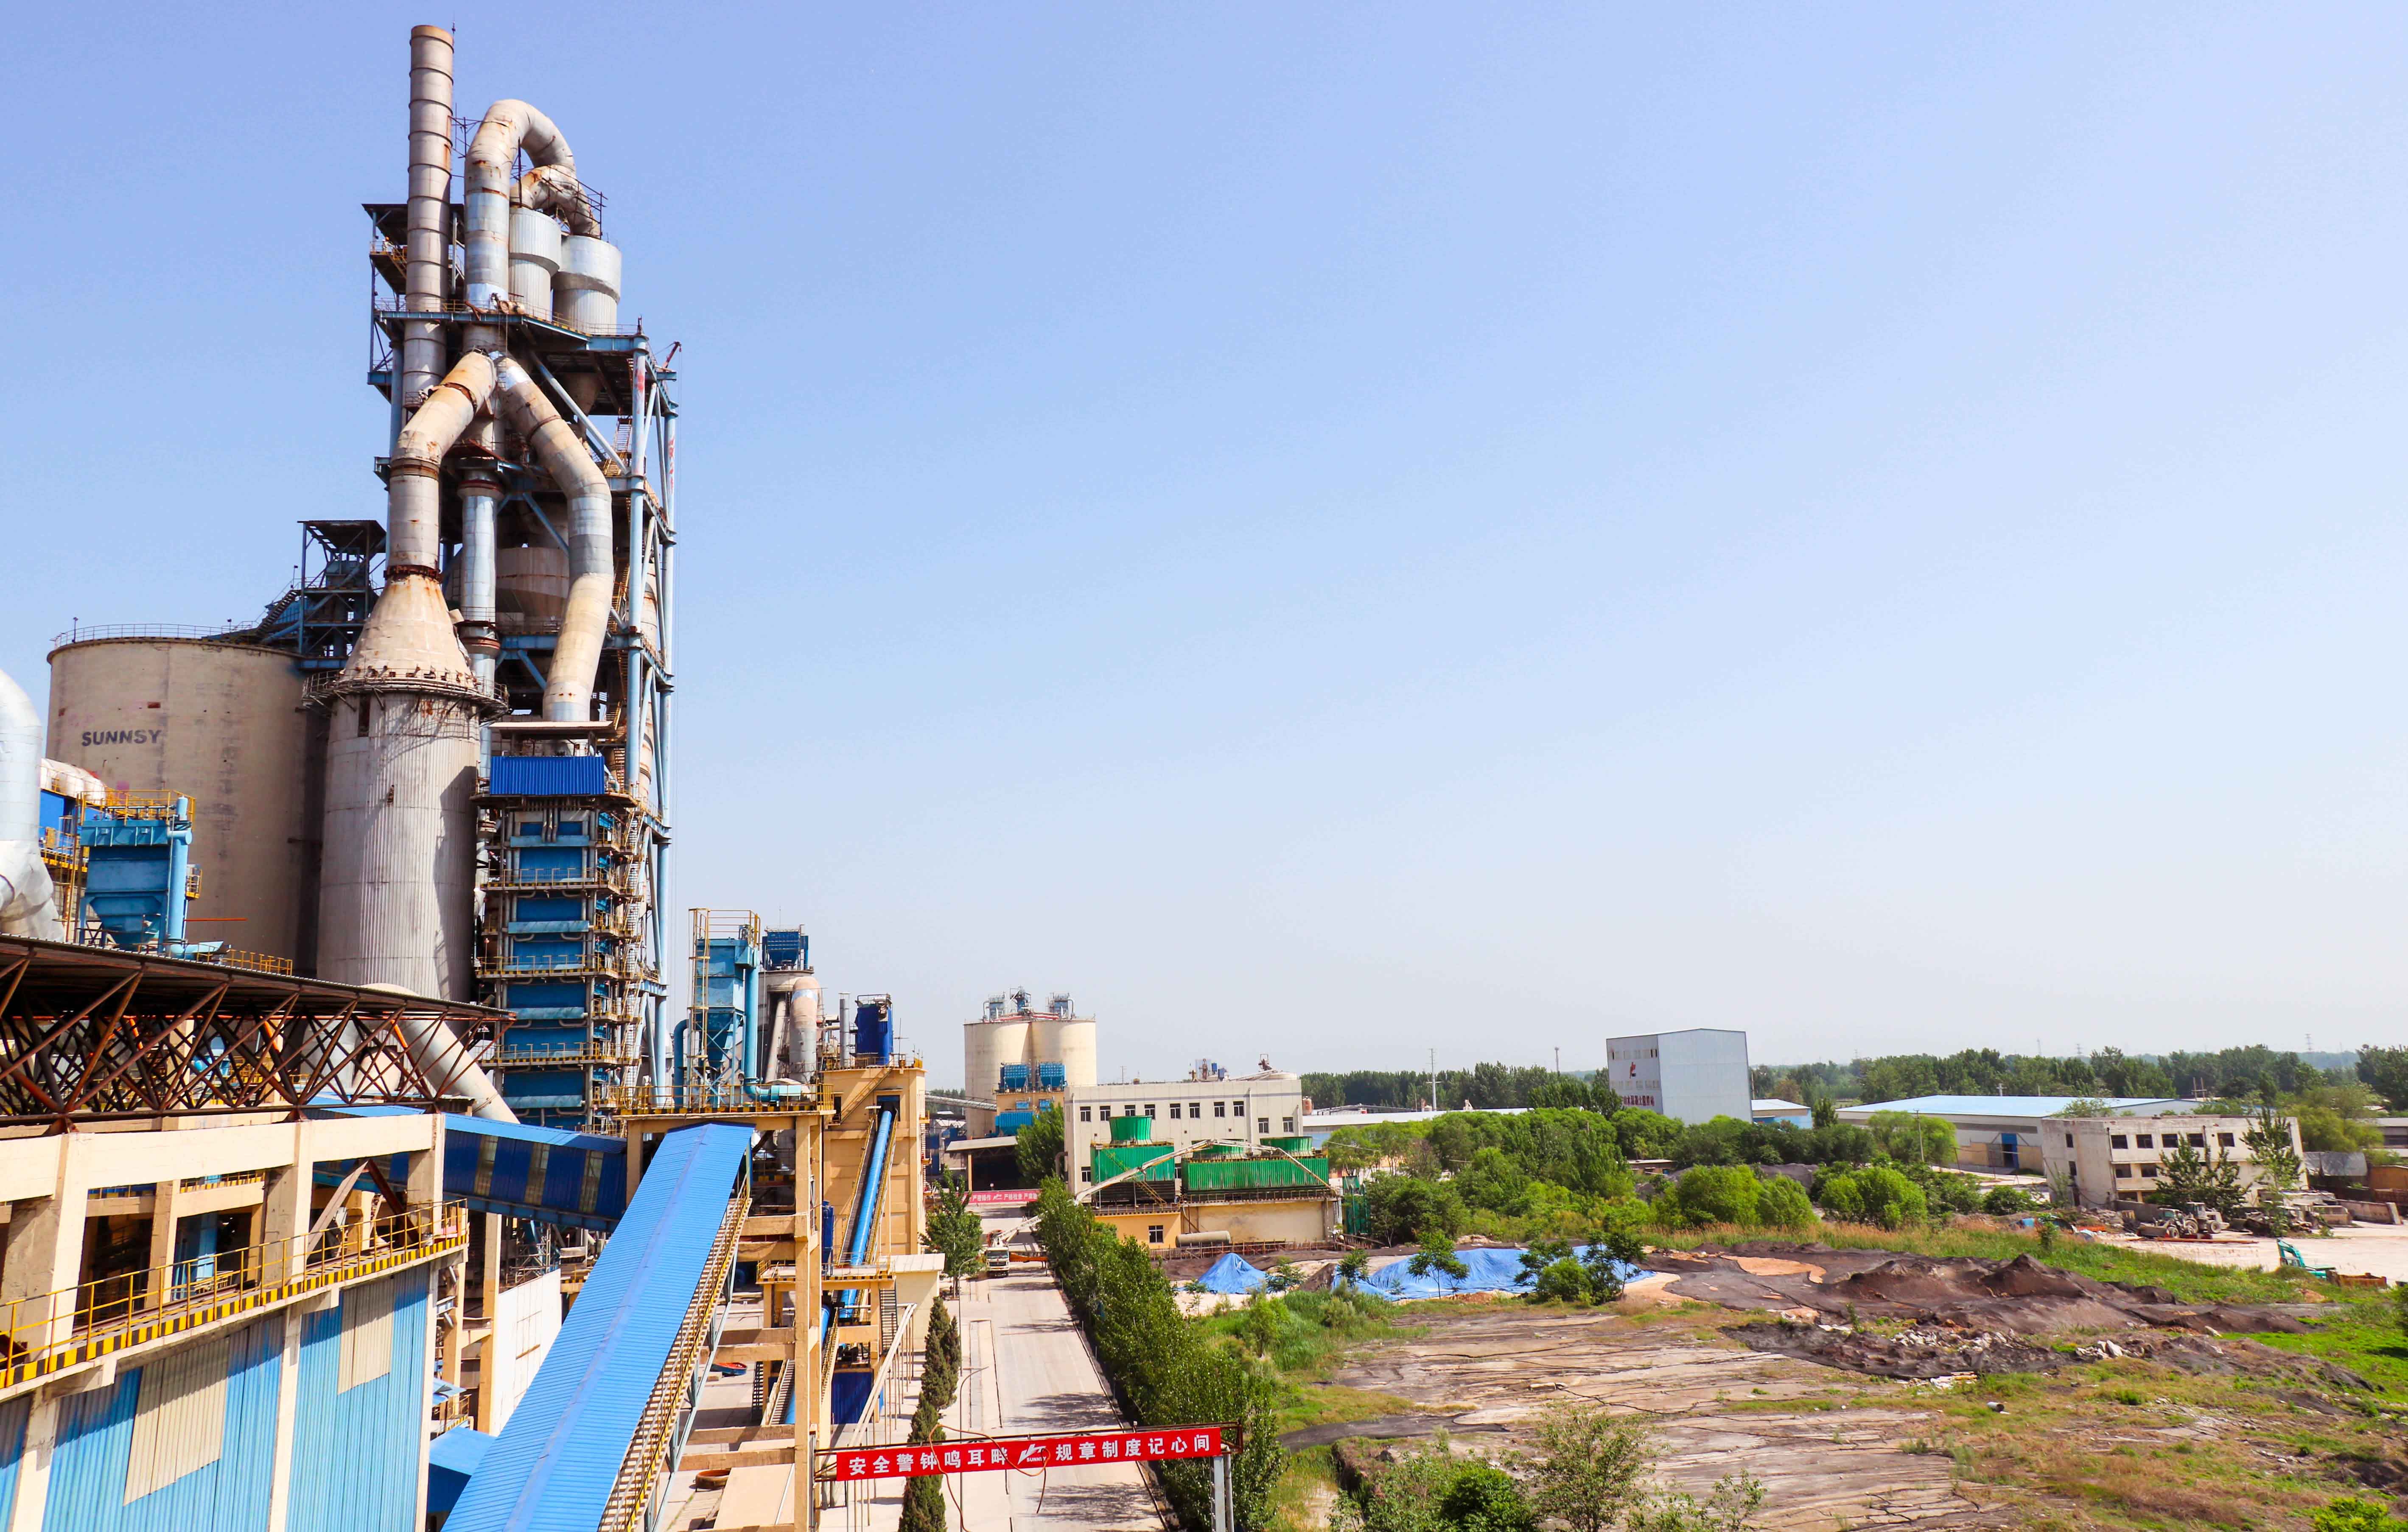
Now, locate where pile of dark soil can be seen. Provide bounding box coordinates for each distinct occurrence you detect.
[1730,1318,2373,1389]
[1646,1243,2311,1337]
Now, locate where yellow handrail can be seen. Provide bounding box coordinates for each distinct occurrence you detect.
[0,1206,466,1389]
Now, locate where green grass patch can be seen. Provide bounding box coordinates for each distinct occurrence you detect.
[1193,1287,1411,1377]
[1265,1445,1340,1532]
[2250,1294,2408,1398]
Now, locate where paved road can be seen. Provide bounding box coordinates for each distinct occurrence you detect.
[946,1271,1168,1532]
[669,1270,1165,1532]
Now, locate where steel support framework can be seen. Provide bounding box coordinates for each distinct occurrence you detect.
[0,937,502,1122]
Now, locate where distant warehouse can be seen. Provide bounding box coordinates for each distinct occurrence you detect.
[1837,1095,2188,1174]
[1605,1028,1752,1124]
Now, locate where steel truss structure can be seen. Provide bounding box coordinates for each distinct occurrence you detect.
[0,937,504,1123]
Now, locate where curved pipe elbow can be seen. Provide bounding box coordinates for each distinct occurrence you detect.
[387,353,497,571]
[493,356,613,721]
[514,164,601,238]
[466,101,584,303]
[391,352,497,474]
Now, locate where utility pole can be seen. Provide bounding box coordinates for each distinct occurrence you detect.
[1554,1046,1560,1076]
[1428,1048,1436,1113]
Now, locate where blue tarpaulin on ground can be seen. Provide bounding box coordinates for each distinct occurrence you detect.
[1344,1245,1641,1299]
[1194,1253,1269,1294]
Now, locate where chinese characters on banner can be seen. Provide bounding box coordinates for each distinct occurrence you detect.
[821,1426,1226,1482]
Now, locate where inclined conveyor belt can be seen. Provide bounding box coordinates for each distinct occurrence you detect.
[445,1122,753,1532]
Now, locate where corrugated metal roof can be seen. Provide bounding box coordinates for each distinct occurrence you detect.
[446,1124,753,1532]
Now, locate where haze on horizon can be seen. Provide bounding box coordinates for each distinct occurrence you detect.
[4,6,2405,1082]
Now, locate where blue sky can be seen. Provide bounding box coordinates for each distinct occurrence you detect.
[6,6,2406,1081]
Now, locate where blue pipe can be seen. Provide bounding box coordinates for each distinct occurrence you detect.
[832,1107,895,1328]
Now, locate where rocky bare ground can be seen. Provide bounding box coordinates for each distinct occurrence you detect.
[1306,1306,2023,1529]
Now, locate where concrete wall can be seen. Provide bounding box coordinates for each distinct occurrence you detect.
[46,640,314,965]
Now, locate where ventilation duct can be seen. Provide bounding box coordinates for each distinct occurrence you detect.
[492,355,613,722]
[0,665,60,941]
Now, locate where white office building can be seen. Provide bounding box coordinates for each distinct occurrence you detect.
[1065,1071,1305,1185]
[1605,1028,1752,1124]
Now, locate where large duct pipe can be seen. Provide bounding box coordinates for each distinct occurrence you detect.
[0,667,60,941]
[493,355,611,722]
[458,463,500,690]
[464,101,595,314]
[365,985,518,1122]
[399,27,454,414]
[389,350,496,573]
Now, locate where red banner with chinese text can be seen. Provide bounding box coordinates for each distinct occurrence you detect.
[820,1426,1227,1481]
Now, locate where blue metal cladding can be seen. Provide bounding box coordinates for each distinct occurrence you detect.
[442,1116,627,1230]
[830,1371,874,1424]
[446,1124,753,1532]
[0,1397,27,1518]
[286,1268,431,1532]
[40,1316,281,1532]
[487,756,610,797]
[426,1429,495,1519]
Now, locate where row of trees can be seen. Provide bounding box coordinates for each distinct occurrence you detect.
[1756,1043,2400,1109]
[898,1295,962,1532]
[1305,1042,2406,1124]
[1032,1181,1285,1529]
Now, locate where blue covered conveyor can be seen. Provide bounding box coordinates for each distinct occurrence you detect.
[323,1106,629,1230]
[446,1123,753,1532]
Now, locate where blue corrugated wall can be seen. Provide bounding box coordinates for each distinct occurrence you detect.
[286,1269,429,1532]
[0,1398,28,1519]
[39,1316,280,1532]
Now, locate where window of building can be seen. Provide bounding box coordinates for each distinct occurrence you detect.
[1145,1105,1156,1119]
[2218,1133,2236,1149]
[1282,1117,1296,1134]
[2064,1135,2074,1148]
[2136,1135,2153,1149]
[1214,1102,1226,1118]
[1147,1225,1165,1244]
[2109,1135,2128,1150]
[1165,1103,1179,1120]
[1081,1168,1092,1183]
[2186,1134,2205,1149]
[1257,1118,1269,1135]
[2114,1164,2133,1178]
[1080,1107,1092,1123]
[2139,1164,2158,1178]
[1122,1105,1135,1117]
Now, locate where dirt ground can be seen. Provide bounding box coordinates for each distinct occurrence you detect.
[1309,1303,2016,1528]
[1280,1244,2408,1530]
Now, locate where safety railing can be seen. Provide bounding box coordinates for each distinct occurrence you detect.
[51,622,256,648]
[369,294,645,340]
[592,1081,818,1119]
[193,948,297,976]
[482,1045,640,1069]
[0,1206,466,1390]
[599,1188,747,1532]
